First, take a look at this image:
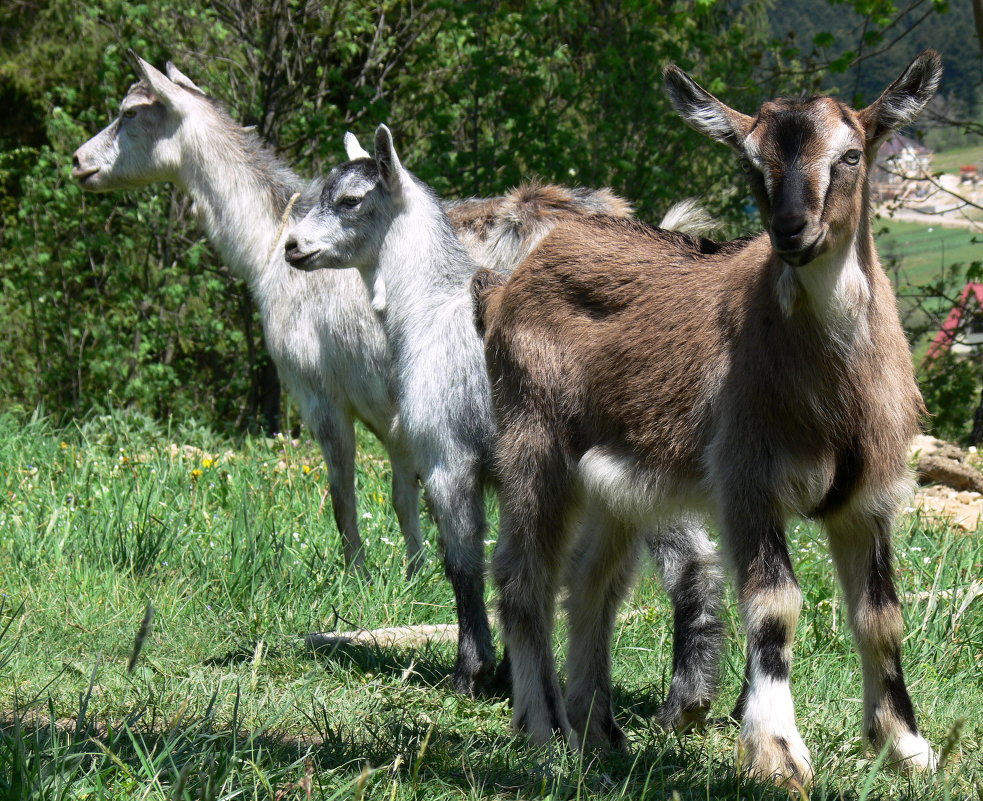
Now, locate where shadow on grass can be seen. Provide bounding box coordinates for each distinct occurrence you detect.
[204,633,514,698]
[76,639,932,800]
[1,700,906,801]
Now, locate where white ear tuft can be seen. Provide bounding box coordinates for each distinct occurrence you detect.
[344,131,371,160]
[859,50,943,146]
[663,65,753,149]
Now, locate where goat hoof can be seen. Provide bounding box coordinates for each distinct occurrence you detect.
[451,660,496,697]
[654,699,711,733]
[576,715,627,752]
[882,732,938,773]
[737,730,814,789]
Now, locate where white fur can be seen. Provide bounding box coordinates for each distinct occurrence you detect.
[578,448,707,526]
[886,732,938,771]
[775,236,872,349]
[344,131,371,160]
[73,61,425,576]
[740,673,814,783]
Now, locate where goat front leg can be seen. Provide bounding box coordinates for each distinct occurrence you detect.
[722,512,813,788]
[309,406,367,577]
[824,507,936,772]
[646,520,725,732]
[425,463,496,696]
[563,505,640,750]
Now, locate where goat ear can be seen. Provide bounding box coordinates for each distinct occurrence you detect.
[663,65,753,149]
[128,50,181,108]
[374,124,407,193]
[165,61,202,92]
[344,131,371,160]
[858,50,942,147]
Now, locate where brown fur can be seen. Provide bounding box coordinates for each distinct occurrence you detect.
[481,216,920,507]
[448,182,633,272]
[478,52,942,786]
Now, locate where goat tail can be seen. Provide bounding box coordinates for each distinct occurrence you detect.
[471,268,508,337]
[658,198,718,238]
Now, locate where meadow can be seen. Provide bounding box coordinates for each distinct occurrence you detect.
[876,221,981,289]
[1,408,981,800]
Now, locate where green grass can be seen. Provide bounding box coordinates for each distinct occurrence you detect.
[875,220,981,288]
[1,408,981,799]
[930,145,983,176]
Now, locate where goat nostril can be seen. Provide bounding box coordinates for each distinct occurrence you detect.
[773,216,807,239]
[72,154,80,169]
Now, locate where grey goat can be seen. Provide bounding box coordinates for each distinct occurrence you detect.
[283,125,723,697]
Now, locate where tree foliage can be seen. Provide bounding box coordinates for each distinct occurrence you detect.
[0,0,970,431]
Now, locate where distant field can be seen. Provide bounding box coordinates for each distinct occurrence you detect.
[931,144,983,175]
[874,220,980,360]
[875,219,981,287]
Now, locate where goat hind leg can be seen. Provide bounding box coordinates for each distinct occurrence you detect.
[646,520,725,732]
[311,408,367,576]
[388,441,425,578]
[825,509,936,772]
[493,426,576,745]
[563,507,640,750]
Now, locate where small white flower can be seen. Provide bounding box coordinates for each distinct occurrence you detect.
[362,512,373,520]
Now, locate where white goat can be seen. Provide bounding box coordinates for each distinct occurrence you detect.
[71,55,638,584]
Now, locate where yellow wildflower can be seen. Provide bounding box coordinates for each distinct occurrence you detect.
[191,468,203,479]
[201,458,215,468]
[302,464,312,475]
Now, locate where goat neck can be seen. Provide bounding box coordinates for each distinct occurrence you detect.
[377,178,481,339]
[175,115,307,293]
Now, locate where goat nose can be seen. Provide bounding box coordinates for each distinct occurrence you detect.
[284,236,298,253]
[772,213,807,240]
[72,153,80,169]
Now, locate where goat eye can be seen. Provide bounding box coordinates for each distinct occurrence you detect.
[739,157,753,173]
[842,149,862,165]
[122,108,138,119]
[338,196,361,209]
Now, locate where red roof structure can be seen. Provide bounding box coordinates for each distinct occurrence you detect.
[926,282,983,361]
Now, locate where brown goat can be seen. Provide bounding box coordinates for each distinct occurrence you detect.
[475,52,942,787]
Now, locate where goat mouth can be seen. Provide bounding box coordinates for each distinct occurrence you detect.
[776,234,823,267]
[284,248,322,270]
[72,167,100,184]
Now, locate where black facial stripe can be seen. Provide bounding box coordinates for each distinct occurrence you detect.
[838,107,860,133]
